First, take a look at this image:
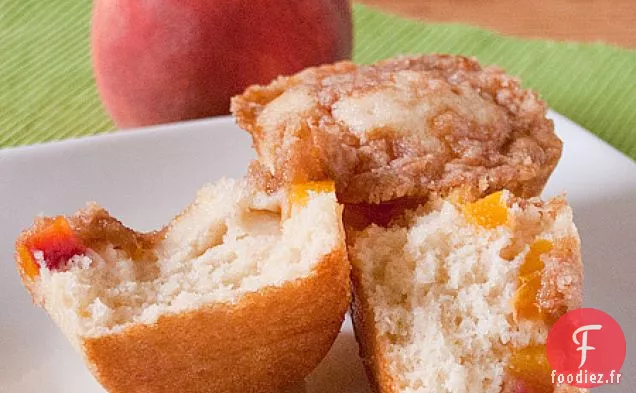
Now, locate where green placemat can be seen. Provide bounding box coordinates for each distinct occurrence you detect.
[1,2,635,159]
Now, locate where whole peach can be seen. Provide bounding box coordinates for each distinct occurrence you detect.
[91,0,352,128]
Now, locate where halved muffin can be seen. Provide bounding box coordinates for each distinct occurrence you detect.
[348,191,584,393]
[15,179,350,393]
[232,54,562,204]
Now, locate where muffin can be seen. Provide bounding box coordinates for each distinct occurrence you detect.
[348,190,584,393]
[15,179,350,393]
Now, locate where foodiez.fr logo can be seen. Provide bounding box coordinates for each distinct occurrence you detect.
[546,308,626,388]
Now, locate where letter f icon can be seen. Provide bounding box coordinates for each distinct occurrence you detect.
[572,324,602,368]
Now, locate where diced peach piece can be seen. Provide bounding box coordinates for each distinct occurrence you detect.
[463,191,508,229]
[507,345,554,392]
[515,276,543,320]
[515,239,553,320]
[519,239,553,276]
[18,216,86,278]
[289,181,336,208]
[17,244,40,280]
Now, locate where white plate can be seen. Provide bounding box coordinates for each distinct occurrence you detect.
[0,113,634,393]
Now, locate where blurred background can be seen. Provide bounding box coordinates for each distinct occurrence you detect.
[361,0,636,47]
[0,0,634,158]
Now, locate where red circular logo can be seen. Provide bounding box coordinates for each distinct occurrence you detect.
[546,308,626,388]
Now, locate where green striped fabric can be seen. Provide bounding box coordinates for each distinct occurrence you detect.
[1,2,635,159]
[0,1,111,147]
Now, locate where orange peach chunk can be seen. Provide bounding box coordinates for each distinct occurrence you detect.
[18,216,86,279]
[17,244,40,280]
[515,239,553,320]
[463,191,508,229]
[507,345,554,392]
[289,181,336,207]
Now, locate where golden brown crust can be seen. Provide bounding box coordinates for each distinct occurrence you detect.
[507,194,584,323]
[15,226,42,299]
[501,195,584,393]
[350,257,397,393]
[539,233,584,320]
[80,247,350,393]
[68,203,163,260]
[232,54,562,204]
[513,195,584,322]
